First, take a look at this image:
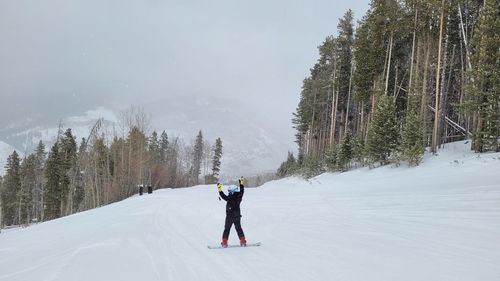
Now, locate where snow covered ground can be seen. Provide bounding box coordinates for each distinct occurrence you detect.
[0,141,499,281]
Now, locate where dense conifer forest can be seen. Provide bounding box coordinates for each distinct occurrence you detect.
[278,0,499,178]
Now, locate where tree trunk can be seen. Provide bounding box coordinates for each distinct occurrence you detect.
[367,83,377,143]
[345,61,354,135]
[359,100,365,138]
[93,156,99,208]
[457,3,472,133]
[393,64,399,97]
[0,193,2,229]
[332,90,339,144]
[329,88,336,146]
[458,4,472,70]
[127,140,132,195]
[305,129,311,155]
[385,32,394,96]
[432,0,446,154]
[339,109,345,142]
[438,10,451,147]
[408,5,419,103]
[412,40,421,107]
[309,88,318,155]
[421,36,431,128]
[329,58,338,146]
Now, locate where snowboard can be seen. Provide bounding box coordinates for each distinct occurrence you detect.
[207,242,261,249]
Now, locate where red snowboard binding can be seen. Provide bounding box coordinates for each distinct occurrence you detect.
[239,236,247,247]
[221,238,228,248]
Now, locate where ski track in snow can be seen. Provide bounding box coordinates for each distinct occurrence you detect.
[0,142,499,281]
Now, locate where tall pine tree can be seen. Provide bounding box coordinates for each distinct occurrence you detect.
[149,131,160,164]
[19,155,36,224]
[1,151,21,226]
[278,151,298,177]
[60,129,77,216]
[191,130,204,185]
[44,142,61,220]
[401,107,425,166]
[33,141,46,221]
[211,137,223,183]
[337,130,354,171]
[159,131,169,165]
[466,0,500,152]
[366,94,399,165]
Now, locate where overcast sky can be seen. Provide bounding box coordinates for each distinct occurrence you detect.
[0,0,370,131]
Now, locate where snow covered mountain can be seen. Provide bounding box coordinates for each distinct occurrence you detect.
[0,107,118,153]
[1,141,499,281]
[0,96,295,177]
[143,95,295,177]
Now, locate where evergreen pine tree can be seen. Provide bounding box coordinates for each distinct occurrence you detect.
[337,10,355,114]
[60,129,77,215]
[366,94,399,165]
[147,131,161,188]
[277,152,298,178]
[191,130,204,185]
[149,131,160,164]
[73,139,86,212]
[1,151,21,226]
[286,152,298,175]
[34,141,46,221]
[126,126,148,194]
[337,130,353,171]
[211,137,223,183]
[0,175,3,228]
[301,154,322,179]
[277,160,287,178]
[401,108,425,166]
[166,138,179,187]
[94,137,110,204]
[353,16,375,103]
[467,0,500,152]
[19,155,36,225]
[44,142,61,220]
[325,145,339,172]
[352,134,366,167]
[159,131,169,165]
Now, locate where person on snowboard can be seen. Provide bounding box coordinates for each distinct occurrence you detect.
[217,176,247,247]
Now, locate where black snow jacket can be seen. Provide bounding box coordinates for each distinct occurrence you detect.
[219,185,244,217]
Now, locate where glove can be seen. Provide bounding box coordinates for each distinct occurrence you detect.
[217,183,222,192]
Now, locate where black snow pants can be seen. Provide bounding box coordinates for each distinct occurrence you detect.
[222,213,245,239]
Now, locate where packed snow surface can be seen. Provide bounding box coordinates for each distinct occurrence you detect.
[0,141,499,281]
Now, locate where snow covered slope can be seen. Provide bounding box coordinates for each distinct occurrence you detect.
[0,141,499,281]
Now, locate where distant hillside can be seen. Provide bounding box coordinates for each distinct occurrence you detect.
[0,97,295,177]
[144,95,295,177]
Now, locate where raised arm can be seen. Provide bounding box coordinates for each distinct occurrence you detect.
[238,178,245,199]
[217,183,228,201]
[219,191,228,201]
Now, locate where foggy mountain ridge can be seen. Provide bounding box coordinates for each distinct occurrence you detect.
[0,96,295,177]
